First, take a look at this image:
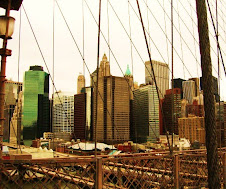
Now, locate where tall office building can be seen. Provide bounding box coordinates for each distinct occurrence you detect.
[77,73,85,94]
[4,79,22,142]
[145,60,169,98]
[52,91,74,134]
[10,92,23,145]
[162,88,181,135]
[93,54,130,144]
[189,78,200,97]
[178,116,205,144]
[22,66,50,146]
[182,80,195,104]
[133,85,159,143]
[200,76,219,102]
[173,78,185,99]
[215,102,226,147]
[74,87,93,141]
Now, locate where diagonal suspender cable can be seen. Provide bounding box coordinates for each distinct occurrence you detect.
[206,0,226,77]
[56,1,125,144]
[22,4,77,142]
[85,0,160,141]
[136,0,172,153]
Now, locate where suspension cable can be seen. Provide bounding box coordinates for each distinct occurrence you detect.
[82,0,85,76]
[22,4,76,142]
[16,7,22,152]
[95,0,102,158]
[136,0,172,153]
[128,0,134,75]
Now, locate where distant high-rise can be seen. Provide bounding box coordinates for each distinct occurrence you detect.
[22,66,50,146]
[133,85,159,143]
[52,91,74,134]
[93,54,130,144]
[182,80,195,104]
[74,87,93,141]
[215,102,226,147]
[189,78,200,97]
[77,73,85,94]
[173,78,185,99]
[200,76,219,102]
[162,88,181,135]
[178,116,205,144]
[10,92,23,145]
[145,60,169,98]
[4,79,22,142]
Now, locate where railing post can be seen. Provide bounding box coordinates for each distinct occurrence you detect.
[223,152,226,188]
[96,157,103,189]
[174,154,179,189]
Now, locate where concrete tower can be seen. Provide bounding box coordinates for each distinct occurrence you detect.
[77,73,85,94]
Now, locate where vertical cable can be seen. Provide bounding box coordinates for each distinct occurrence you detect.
[171,0,174,150]
[95,0,102,159]
[52,0,55,156]
[163,0,170,65]
[128,0,134,75]
[190,2,199,77]
[176,1,185,79]
[82,0,85,76]
[17,7,22,153]
[146,0,150,50]
[216,0,221,150]
[107,0,110,61]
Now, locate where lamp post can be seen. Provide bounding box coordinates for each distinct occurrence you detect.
[0,0,23,159]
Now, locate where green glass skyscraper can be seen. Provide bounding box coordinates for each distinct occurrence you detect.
[22,66,50,146]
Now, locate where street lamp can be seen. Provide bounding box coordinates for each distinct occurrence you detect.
[0,0,23,159]
[0,16,15,39]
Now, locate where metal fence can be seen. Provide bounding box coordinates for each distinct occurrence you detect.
[0,149,225,189]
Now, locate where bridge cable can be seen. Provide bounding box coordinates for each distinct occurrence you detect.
[136,0,172,153]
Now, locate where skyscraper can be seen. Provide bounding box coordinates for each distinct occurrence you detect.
[189,78,200,97]
[178,116,205,144]
[4,79,22,142]
[133,85,159,143]
[10,92,23,145]
[22,66,50,146]
[74,87,93,141]
[145,60,169,98]
[93,54,130,144]
[200,76,219,102]
[162,88,181,135]
[173,78,185,99]
[182,80,195,104]
[77,73,85,94]
[52,91,74,134]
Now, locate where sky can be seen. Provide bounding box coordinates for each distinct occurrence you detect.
[1,0,226,100]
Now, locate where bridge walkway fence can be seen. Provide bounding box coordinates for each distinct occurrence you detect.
[0,149,225,189]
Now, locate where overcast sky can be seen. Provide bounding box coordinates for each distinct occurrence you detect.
[1,0,226,100]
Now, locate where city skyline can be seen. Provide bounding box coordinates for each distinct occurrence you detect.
[1,0,226,100]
